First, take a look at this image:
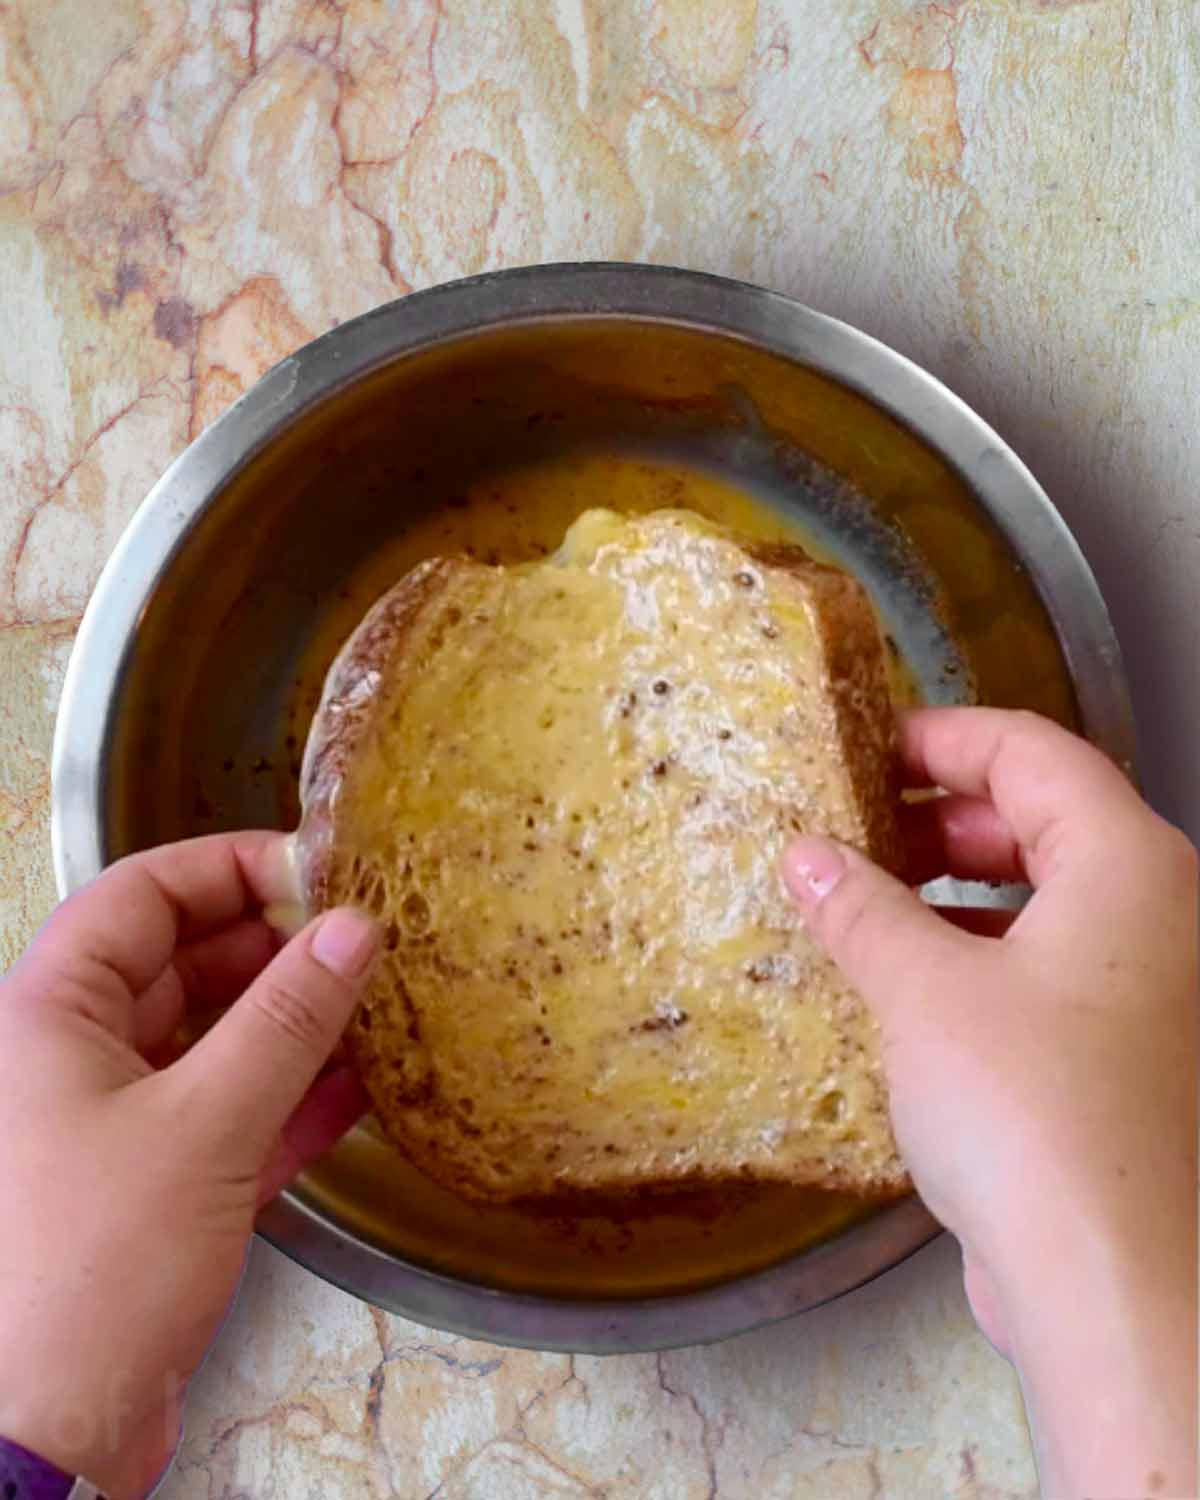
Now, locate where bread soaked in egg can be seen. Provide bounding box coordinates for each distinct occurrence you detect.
[295,509,909,1203]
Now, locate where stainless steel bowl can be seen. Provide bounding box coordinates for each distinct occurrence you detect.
[51,264,1134,1353]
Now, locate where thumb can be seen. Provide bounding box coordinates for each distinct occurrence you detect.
[781,837,969,1023]
[167,907,379,1155]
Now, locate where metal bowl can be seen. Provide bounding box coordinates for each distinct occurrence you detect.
[51,264,1133,1353]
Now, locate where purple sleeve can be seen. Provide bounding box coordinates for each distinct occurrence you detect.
[0,1436,75,1500]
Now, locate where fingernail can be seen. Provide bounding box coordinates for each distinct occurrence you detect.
[311,909,379,979]
[782,838,848,909]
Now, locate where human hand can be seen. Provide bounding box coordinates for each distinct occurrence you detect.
[783,707,1198,1500]
[0,832,379,1498]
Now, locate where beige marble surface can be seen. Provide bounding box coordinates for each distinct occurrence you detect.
[2,1,1196,1495]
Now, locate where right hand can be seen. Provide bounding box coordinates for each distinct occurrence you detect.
[782,708,1197,1500]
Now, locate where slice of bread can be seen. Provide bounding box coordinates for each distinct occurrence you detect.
[296,509,908,1203]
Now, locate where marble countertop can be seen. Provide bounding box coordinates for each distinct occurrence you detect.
[2,2,1195,1495]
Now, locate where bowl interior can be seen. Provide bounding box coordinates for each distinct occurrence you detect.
[104,320,1075,1298]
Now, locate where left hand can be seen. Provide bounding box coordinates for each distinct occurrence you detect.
[0,832,379,1498]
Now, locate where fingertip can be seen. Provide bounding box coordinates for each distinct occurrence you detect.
[262,834,307,941]
[309,908,380,980]
[781,837,849,911]
[896,707,941,782]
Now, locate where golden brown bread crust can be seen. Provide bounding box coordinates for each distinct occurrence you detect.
[748,542,903,876]
[299,558,456,915]
[297,510,909,1204]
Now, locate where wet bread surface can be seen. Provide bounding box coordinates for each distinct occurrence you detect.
[297,509,908,1203]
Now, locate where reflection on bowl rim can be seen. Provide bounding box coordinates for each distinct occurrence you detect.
[51,263,1134,1353]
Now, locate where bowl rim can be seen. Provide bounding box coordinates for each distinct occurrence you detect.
[50,262,1134,1352]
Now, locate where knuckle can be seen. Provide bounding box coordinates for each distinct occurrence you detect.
[252,974,331,1053]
